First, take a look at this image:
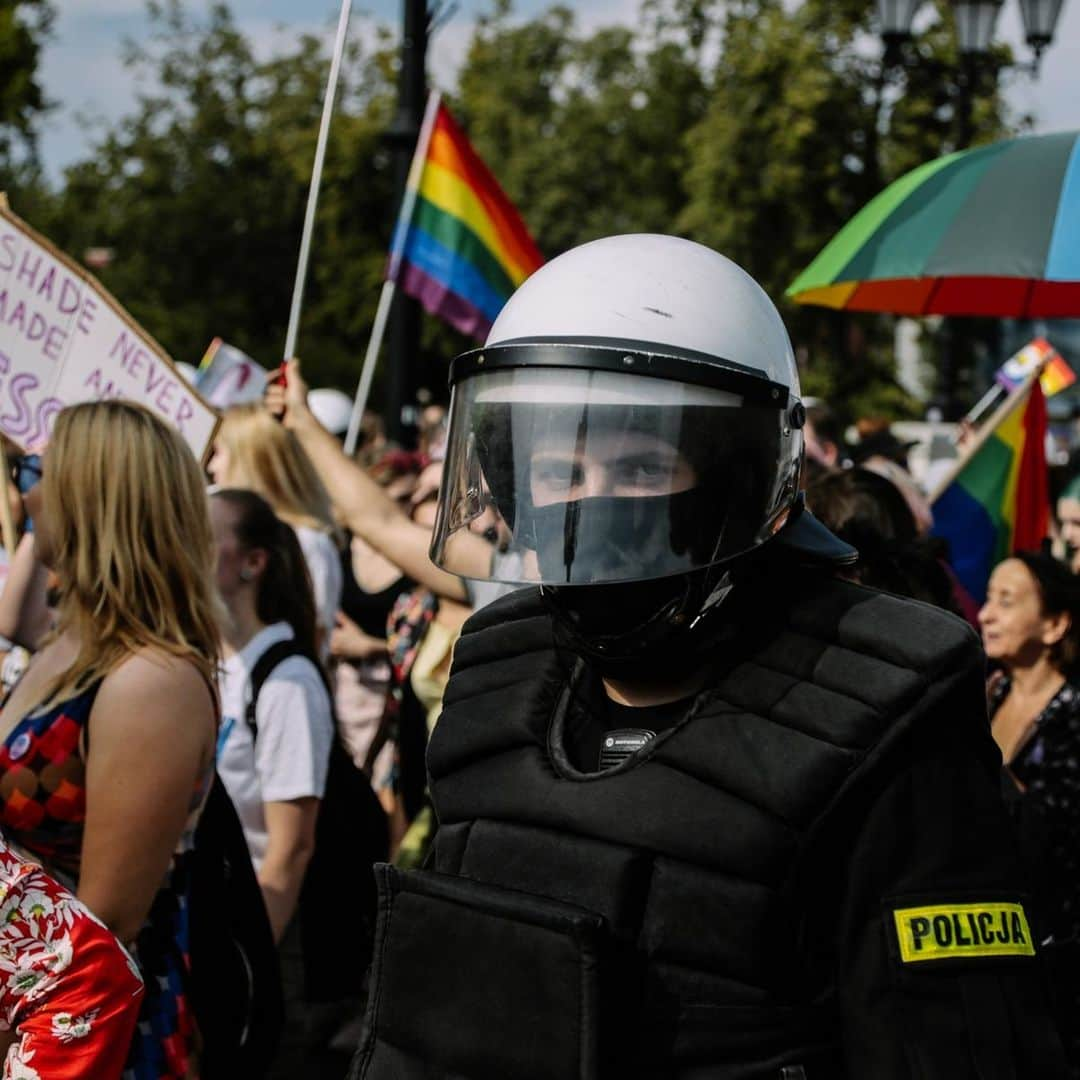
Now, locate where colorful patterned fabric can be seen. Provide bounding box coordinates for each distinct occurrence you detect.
[386,588,438,687]
[377,588,438,761]
[0,681,206,1079]
[0,683,93,879]
[787,130,1080,318]
[363,588,437,801]
[0,839,143,1079]
[931,381,1049,604]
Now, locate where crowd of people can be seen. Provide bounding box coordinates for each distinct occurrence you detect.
[0,371,477,1077]
[803,400,1080,1068]
[0,234,1076,1077]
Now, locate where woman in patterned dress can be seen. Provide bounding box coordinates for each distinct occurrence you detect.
[980,550,1080,1072]
[0,839,143,1078]
[0,401,221,1078]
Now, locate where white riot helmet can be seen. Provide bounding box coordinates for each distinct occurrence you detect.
[431,235,853,661]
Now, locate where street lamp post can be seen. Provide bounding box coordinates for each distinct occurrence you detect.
[876,0,926,57]
[1018,0,1067,62]
[952,0,1007,149]
[384,0,429,447]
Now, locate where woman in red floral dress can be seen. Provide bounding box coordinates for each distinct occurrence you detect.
[0,839,143,1079]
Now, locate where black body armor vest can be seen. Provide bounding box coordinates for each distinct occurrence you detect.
[352,570,1061,1079]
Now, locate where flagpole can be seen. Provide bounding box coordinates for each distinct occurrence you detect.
[928,362,1046,505]
[962,383,1006,428]
[343,89,442,457]
[283,0,353,362]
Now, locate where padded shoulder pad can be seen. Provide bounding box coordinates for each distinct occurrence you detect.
[432,588,561,781]
[791,576,981,677]
[459,585,547,636]
[448,586,552,680]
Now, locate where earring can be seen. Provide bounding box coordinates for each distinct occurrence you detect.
[239,567,255,583]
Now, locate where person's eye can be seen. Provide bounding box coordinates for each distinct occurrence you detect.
[616,461,672,486]
[533,461,578,489]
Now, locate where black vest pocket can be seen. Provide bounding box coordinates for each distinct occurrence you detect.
[353,863,606,1080]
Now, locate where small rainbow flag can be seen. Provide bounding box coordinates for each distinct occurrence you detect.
[994,337,1076,398]
[387,94,544,340]
[931,381,1049,603]
[1042,353,1077,397]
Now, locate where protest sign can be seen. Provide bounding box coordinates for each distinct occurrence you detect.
[0,197,218,459]
[196,338,268,408]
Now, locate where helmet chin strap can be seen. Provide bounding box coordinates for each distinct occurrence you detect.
[541,561,739,680]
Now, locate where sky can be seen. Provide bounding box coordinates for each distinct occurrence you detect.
[35,0,1080,181]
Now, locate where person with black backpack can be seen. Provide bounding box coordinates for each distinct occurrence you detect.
[209,487,386,1077]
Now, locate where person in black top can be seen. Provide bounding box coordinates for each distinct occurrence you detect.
[981,550,1080,1072]
[323,234,1067,1078]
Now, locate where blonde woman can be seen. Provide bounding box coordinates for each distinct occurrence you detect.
[208,404,342,647]
[0,401,220,1078]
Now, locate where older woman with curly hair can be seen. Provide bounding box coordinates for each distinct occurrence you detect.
[980,550,1080,1071]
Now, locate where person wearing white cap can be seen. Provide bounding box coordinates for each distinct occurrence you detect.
[307,388,354,440]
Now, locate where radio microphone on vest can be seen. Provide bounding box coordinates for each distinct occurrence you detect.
[598,728,656,769]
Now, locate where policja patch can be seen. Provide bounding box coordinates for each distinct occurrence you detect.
[890,900,1035,964]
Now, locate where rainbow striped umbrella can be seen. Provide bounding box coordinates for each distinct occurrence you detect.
[787,131,1080,318]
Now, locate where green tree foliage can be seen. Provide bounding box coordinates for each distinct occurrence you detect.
[27,0,1013,416]
[679,0,1011,419]
[0,0,54,203]
[455,0,711,253]
[49,1,397,386]
[406,0,716,381]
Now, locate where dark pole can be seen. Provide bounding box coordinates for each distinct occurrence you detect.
[940,53,977,419]
[384,0,428,447]
[955,53,976,151]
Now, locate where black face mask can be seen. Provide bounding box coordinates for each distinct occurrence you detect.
[521,491,710,586]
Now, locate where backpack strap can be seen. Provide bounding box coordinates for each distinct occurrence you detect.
[244,638,309,742]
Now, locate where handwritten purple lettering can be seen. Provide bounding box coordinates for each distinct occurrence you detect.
[15,251,40,290]
[156,379,175,414]
[58,276,81,316]
[109,330,137,367]
[175,397,194,433]
[26,398,63,451]
[43,325,66,362]
[0,234,14,273]
[76,296,97,335]
[0,373,40,437]
[1,288,71,363]
[84,367,124,401]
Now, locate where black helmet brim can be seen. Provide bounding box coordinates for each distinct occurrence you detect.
[772,499,858,567]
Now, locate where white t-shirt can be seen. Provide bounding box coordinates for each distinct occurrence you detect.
[295,525,343,640]
[216,622,333,870]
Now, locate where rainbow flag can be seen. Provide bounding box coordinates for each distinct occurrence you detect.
[931,382,1049,603]
[1041,352,1077,396]
[994,337,1076,398]
[388,96,544,340]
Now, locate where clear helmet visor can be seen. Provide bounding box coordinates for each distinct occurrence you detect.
[431,367,797,586]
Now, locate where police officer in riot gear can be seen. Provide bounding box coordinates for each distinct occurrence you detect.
[351,235,1067,1078]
